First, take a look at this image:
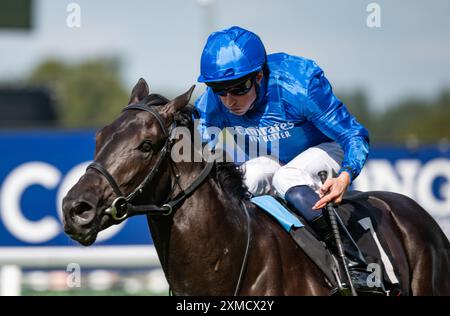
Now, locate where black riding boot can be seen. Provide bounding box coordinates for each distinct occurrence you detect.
[311,214,386,295]
[285,185,386,295]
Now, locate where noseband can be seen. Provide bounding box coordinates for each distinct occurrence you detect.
[87,102,214,222]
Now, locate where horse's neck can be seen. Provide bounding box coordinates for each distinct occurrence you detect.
[171,161,246,249]
[149,161,247,294]
[147,160,331,295]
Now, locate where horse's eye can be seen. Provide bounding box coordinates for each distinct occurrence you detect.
[138,140,153,153]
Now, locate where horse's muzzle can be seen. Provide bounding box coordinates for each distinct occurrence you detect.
[62,195,98,241]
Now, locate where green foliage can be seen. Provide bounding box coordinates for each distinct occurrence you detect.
[339,89,450,144]
[373,91,450,144]
[27,58,129,128]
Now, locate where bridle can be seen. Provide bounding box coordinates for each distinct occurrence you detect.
[86,99,251,296]
[86,101,214,222]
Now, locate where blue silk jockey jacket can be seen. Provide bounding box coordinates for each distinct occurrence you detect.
[194,53,369,182]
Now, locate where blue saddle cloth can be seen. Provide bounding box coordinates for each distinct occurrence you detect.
[250,195,304,232]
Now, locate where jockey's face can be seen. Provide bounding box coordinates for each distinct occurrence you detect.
[218,71,263,116]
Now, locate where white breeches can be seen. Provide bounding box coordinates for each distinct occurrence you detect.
[242,142,344,198]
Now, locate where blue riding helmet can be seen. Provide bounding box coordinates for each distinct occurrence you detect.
[198,26,267,83]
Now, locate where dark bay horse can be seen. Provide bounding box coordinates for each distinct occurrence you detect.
[62,79,450,295]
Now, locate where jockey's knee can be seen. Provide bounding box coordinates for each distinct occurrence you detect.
[242,156,280,196]
[272,166,315,199]
[244,170,273,196]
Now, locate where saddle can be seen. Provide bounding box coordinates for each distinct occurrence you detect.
[250,192,402,295]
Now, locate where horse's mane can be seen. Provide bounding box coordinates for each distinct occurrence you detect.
[212,162,249,203]
[143,93,249,202]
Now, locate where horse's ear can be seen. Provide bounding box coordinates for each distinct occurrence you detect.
[165,85,196,113]
[128,78,149,105]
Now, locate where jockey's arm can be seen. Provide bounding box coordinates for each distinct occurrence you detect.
[303,70,370,208]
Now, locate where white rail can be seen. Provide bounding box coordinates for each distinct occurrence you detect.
[0,245,160,296]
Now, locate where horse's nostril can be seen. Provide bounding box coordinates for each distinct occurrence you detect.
[71,201,95,223]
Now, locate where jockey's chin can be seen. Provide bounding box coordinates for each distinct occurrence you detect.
[229,106,251,116]
[219,90,257,116]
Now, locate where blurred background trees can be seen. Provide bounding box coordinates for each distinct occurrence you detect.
[26,57,128,128]
[1,57,449,144]
[339,89,450,145]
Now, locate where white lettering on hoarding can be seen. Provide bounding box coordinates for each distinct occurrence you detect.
[0,162,124,244]
[353,159,450,218]
[416,159,450,214]
[1,162,61,243]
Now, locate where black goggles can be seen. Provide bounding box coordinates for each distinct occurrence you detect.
[210,77,255,96]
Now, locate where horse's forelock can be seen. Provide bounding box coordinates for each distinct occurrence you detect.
[142,93,170,107]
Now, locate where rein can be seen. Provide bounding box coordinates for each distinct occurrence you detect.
[86,100,250,296]
[87,102,214,221]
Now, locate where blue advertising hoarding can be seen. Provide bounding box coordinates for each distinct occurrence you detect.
[0,130,449,247]
[0,130,152,247]
[352,144,450,237]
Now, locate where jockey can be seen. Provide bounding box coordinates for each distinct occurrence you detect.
[194,26,382,294]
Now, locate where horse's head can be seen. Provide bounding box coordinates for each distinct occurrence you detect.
[62,78,195,246]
